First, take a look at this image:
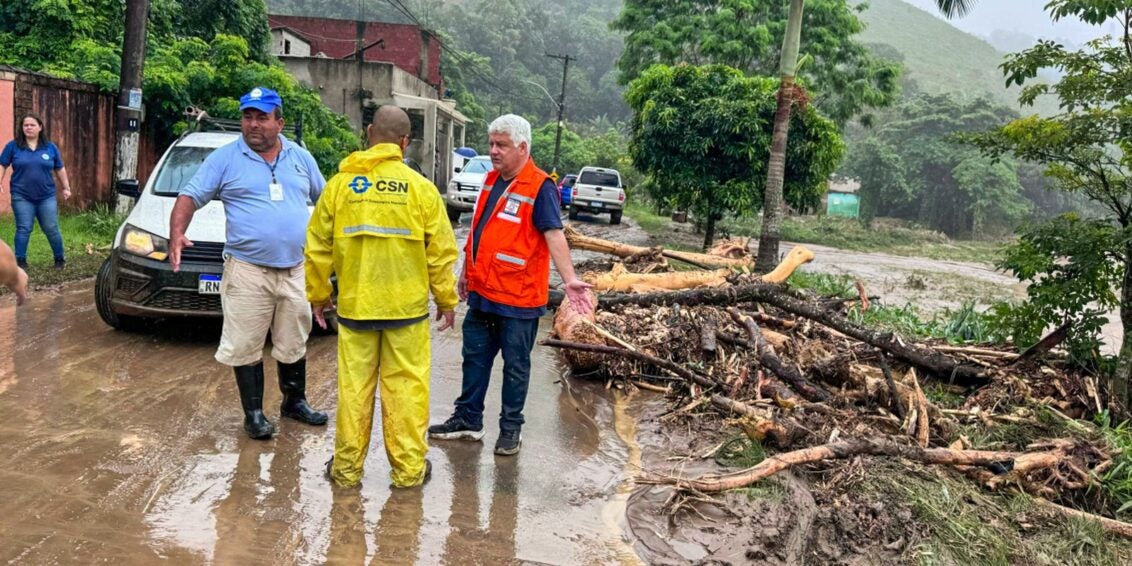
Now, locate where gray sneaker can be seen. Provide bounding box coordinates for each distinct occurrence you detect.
[428,416,485,441]
[494,430,521,456]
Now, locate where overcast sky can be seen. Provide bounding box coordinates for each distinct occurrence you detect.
[901,0,1119,47]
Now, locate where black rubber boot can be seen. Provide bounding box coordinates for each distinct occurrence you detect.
[279,358,328,425]
[234,362,276,440]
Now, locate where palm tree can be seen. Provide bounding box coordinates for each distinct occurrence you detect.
[754,0,977,271]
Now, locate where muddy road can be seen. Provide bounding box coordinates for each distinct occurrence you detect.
[0,214,650,565]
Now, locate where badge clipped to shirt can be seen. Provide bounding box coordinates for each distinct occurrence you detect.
[503,197,522,216]
[269,182,284,201]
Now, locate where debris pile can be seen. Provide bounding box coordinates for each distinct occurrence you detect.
[550,227,1131,536]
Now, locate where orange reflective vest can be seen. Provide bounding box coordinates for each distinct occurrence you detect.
[464,158,552,308]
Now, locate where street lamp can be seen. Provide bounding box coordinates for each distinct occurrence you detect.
[520,79,566,180]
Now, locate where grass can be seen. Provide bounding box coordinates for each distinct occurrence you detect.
[786,270,999,344]
[624,200,1010,264]
[0,205,122,288]
[859,462,1132,565]
[734,215,1009,264]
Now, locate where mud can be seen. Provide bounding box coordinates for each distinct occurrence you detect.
[0,217,648,564]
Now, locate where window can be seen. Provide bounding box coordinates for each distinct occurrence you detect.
[579,171,620,187]
[284,39,292,55]
[153,147,215,197]
[462,158,491,174]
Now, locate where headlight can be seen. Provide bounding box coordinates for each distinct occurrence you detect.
[447,180,457,192]
[122,225,169,261]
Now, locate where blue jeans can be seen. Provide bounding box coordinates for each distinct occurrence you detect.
[11,194,65,262]
[454,308,539,433]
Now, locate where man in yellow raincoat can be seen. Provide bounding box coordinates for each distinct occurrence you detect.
[306,105,459,488]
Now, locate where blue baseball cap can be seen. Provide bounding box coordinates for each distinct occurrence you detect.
[239,87,283,113]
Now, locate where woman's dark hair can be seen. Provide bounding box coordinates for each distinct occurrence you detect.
[15,113,50,149]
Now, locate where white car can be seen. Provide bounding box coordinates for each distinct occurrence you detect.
[568,166,626,224]
[444,155,491,221]
[95,122,334,331]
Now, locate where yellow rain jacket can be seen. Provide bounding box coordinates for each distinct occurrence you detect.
[306,143,459,317]
[305,143,458,488]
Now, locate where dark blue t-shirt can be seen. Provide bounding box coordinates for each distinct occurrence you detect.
[469,176,563,319]
[0,140,63,200]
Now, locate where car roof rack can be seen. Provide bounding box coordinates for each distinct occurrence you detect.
[182,107,305,146]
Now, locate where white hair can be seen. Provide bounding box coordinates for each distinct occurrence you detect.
[488,114,532,149]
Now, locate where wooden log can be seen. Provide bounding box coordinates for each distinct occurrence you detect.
[542,338,718,390]
[726,307,831,402]
[700,316,718,354]
[599,284,990,387]
[643,437,1039,493]
[878,352,906,420]
[550,289,603,369]
[585,263,732,293]
[1034,499,1132,540]
[565,224,753,269]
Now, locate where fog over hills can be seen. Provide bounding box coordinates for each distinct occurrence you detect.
[900,0,1119,51]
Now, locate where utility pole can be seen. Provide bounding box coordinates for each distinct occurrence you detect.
[114,0,149,213]
[545,52,573,180]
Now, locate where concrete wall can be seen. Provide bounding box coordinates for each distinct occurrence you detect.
[271,28,312,57]
[281,57,395,129]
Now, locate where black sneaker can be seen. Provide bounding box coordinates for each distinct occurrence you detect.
[16,259,28,270]
[53,260,65,270]
[428,416,485,441]
[494,430,521,456]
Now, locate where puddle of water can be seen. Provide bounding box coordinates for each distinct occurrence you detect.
[0,270,642,564]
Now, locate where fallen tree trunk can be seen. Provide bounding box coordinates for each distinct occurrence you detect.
[565,225,754,269]
[642,437,1037,493]
[726,307,831,402]
[543,338,799,406]
[543,338,717,390]
[585,263,732,293]
[599,284,990,387]
[583,246,816,294]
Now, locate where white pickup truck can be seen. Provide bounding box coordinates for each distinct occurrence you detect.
[567,166,625,225]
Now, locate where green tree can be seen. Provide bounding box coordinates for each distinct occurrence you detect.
[625,64,843,250]
[612,0,901,125]
[755,0,976,271]
[845,94,1028,238]
[0,2,360,174]
[842,137,906,227]
[973,1,1132,404]
[531,123,595,175]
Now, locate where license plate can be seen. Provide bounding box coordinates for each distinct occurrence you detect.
[591,202,603,208]
[198,274,221,294]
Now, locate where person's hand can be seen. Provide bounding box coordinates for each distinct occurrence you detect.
[564,278,594,314]
[312,300,335,330]
[436,309,455,331]
[62,188,72,200]
[169,234,194,273]
[457,272,468,302]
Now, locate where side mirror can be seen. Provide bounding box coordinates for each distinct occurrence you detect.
[116,179,141,198]
[454,167,462,173]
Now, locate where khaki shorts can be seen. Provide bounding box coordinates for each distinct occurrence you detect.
[215,256,312,367]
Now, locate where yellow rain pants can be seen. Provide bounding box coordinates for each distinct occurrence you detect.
[329,319,431,488]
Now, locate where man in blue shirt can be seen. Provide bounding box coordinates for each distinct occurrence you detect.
[169,87,329,440]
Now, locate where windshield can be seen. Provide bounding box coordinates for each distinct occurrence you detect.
[461,158,492,174]
[579,171,620,187]
[152,146,216,197]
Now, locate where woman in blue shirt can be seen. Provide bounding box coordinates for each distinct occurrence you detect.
[0,114,72,269]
